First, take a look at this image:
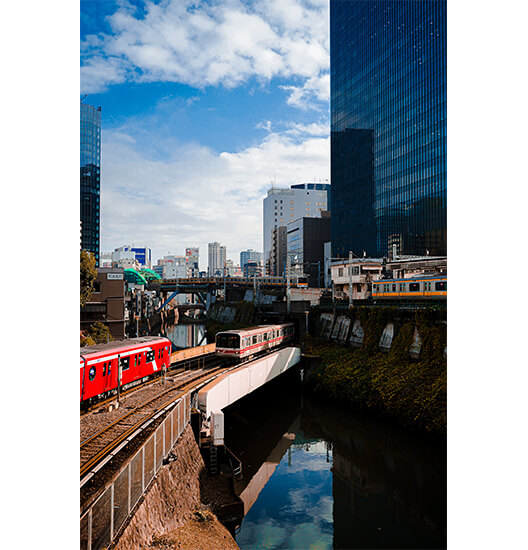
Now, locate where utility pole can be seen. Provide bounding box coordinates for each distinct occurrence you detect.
[286,253,291,313]
[117,354,122,406]
[349,251,353,308]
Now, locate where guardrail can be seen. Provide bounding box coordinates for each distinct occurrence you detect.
[80,392,191,550]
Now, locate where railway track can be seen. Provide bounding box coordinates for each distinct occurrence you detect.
[80,363,228,481]
[80,352,218,416]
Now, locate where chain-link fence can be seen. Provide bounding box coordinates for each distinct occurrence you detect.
[80,392,191,550]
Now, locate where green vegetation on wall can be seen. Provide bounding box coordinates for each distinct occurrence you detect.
[304,308,446,436]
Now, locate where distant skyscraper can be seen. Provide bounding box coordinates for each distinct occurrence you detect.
[331,0,446,258]
[263,183,330,263]
[240,249,262,269]
[208,242,227,276]
[80,102,102,266]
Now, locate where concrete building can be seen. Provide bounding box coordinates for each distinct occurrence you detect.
[185,247,200,277]
[269,226,287,277]
[111,246,151,269]
[164,264,188,279]
[286,214,331,288]
[155,255,188,279]
[100,252,112,268]
[263,183,330,263]
[80,267,126,340]
[331,258,384,301]
[385,255,447,279]
[208,242,227,276]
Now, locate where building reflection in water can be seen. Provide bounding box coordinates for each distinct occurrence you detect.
[224,372,446,549]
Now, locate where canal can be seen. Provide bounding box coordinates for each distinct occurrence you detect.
[222,369,447,549]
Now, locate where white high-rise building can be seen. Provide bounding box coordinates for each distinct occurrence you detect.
[263,183,330,264]
[208,242,227,276]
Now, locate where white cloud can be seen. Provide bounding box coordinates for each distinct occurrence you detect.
[81,0,329,105]
[100,126,329,267]
[281,73,330,110]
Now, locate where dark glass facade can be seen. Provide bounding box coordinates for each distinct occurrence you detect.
[81,103,101,265]
[331,0,446,258]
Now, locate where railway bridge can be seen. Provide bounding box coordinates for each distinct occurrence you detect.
[80,342,301,550]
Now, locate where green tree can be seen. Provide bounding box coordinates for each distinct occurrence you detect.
[80,250,97,307]
[80,332,95,347]
[87,322,113,344]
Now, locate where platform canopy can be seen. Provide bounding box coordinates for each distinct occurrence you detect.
[124,268,148,285]
[139,268,162,281]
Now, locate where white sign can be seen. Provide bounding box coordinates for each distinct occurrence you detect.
[107,273,124,280]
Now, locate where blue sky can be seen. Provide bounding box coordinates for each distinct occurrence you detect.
[81,0,330,268]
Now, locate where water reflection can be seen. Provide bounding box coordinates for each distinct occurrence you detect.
[226,373,446,549]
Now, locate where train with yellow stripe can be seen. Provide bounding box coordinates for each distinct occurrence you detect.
[372,275,446,302]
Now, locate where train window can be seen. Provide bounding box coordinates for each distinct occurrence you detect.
[120,357,130,370]
[392,284,396,292]
[435,281,447,291]
[146,350,155,362]
[409,283,420,291]
[263,333,268,341]
[216,334,240,348]
[108,362,111,376]
[89,366,96,381]
[252,335,258,345]
[134,355,138,367]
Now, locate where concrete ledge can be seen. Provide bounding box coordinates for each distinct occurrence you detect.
[197,347,301,419]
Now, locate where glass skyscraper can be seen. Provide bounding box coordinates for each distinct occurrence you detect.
[331,0,446,258]
[81,102,102,266]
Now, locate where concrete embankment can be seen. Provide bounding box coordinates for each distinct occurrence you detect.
[114,425,239,550]
[303,308,447,436]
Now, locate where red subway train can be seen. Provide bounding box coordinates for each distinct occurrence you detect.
[215,323,295,361]
[80,336,171,405]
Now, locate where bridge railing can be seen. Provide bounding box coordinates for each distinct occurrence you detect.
[80,392,191,550]
[170,343,215,365]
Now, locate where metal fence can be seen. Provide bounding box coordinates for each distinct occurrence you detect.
[80,392,191,550]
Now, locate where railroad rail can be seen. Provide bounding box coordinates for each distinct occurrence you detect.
[80,364,228,483]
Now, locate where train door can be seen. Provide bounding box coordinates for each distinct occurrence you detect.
[102,357,113,394]
[80,357,86,402]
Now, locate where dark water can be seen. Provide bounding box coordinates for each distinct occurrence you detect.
[223,370,446,549]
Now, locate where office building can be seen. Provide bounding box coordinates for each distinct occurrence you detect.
[80,102,102,265]
[111,245,151,269]
[208,242,227,276]
[130,247,151,269]
[330,0,446,258]
[263,183,330,263]
[286,214,331,288]
[80,267,126,340]
[269,226,287,277]
[240,249,262,270]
